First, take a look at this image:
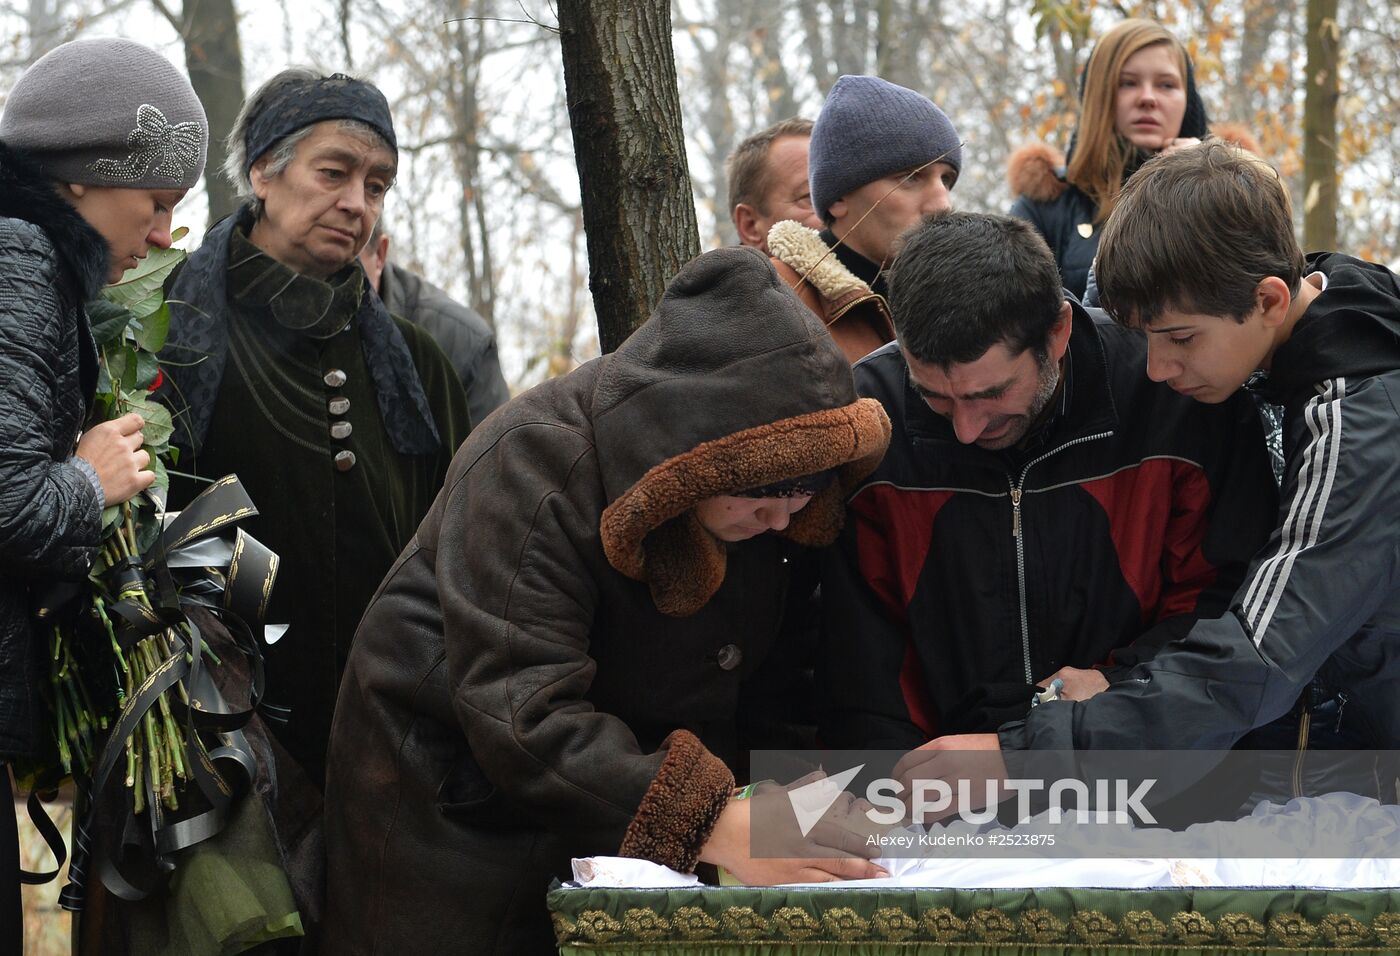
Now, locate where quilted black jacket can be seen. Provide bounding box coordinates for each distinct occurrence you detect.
[0,142,108,759]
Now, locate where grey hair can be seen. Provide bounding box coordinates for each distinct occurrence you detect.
[223,67,394,218]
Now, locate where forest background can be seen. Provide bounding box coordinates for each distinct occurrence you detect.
[2,0,1397,396]
[3,0,1397,949]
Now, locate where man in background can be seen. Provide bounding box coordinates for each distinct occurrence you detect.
[726,116,822,253]
[361,219,510,427]
[767,76,962,363]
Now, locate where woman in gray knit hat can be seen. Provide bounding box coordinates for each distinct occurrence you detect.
[0,36,205,948]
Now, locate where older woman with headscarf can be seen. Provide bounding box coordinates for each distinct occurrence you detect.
[157,70,470,789]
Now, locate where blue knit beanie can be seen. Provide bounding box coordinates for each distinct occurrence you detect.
[809,75,962,222]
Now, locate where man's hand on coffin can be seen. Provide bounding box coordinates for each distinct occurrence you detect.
[892,734,1009,823]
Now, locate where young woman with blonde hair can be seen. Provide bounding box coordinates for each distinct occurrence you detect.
[1008,19,1256,299]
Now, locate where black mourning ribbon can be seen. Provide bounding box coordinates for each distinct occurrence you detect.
[30,475,280,911]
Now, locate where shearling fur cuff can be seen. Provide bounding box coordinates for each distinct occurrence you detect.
[767,220,868,303]
[600,398,891,616]
[618,730,733,873]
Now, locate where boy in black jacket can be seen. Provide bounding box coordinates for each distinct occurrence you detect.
[911,143,1400,793]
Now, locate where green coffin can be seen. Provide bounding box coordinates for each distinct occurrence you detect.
[550,884,1400,954]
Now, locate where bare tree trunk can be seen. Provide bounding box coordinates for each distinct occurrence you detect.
[831,0,874,77]
[876,0,922,90]
[550,209,587,377]
[462,10,496,325]
[692,0,740,246]
[163,0,246,225]
[441,0,495,325]
[1230,0,1280,122]
[339,0,354,68]
[1302,0,1340,250]
[1047,20,1082,114]
[755,8,799,122]
[26,0,66,61]
[876,0,895,76]
[798,0,834,93]
[559,0,701,354]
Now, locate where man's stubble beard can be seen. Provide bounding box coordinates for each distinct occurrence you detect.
[978,351,1061,450]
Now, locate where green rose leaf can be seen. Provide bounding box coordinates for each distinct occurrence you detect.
[100,505,122,535]
[134,350,161,390]
[132,301,171,353]
[133,490,163,553]
[104,235,188,320]
[88,299,134,348]
[92,392,116,421]
[105,346,138,393]
[149,456,169,494]
[125,395,175,451]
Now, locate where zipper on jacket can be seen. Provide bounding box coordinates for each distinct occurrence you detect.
[1008,480,1031,682]
[1007,430,1113,685]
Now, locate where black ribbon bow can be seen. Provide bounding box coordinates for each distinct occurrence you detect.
[28,475,281,911]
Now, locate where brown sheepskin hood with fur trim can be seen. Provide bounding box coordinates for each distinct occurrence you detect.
[321,246,891,953]
[596,245,890,616]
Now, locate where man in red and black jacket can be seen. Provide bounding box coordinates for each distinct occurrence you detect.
[819,212,1279,751]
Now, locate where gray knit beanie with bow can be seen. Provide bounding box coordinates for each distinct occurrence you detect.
[0,37,208,189]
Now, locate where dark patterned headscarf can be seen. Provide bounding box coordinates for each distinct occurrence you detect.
[245,73,397,171]
[734,469,837,499]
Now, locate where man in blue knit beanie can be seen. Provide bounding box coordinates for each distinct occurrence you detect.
[767,75,962,364]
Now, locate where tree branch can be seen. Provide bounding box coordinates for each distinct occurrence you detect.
[149,0,183,33]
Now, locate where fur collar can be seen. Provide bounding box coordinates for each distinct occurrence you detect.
[1007,122,1264,204]
[767,221,871,302]
[1007,142,1070,204]
[0,142,109,299]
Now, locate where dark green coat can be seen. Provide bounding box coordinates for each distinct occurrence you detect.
[162,216,470,786]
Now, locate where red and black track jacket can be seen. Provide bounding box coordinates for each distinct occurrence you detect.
[819,305,1279,750]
